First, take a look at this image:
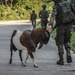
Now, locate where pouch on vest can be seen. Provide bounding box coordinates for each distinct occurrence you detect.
[40,10,49,20]
[58,1,74,23]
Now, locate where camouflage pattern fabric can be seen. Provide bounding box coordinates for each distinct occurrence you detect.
[49,0,75,26]
[55,23,72,53]
[30,13,37,29]
[39,9,49,29]
[49,0,74,53]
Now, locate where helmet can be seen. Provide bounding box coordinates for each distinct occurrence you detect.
[53,0,62,4]
[42,4,47,9]
[32,10,35,13]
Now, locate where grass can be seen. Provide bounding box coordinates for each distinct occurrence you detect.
[71,31,75,53]
[36,22,42,28]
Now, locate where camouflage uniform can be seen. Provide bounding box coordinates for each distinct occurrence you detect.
[71,0,75,25]
[30,10,37,29]
[49,0,75,65]
[39,4,49,29]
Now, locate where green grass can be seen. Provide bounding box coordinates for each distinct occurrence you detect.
[71,31,75,53]
[36,22,42,28]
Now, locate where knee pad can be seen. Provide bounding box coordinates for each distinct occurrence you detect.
[58,46,64,53]
[65,42,70,49]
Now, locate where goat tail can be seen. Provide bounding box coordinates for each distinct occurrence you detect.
[11,30,17,45]
[11,30,17,39]
[10,30,17,51]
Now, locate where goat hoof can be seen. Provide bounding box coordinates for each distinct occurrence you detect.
[22,64,26,67]
[21,63,23,65]
[23,65,26,67]
[33,64,38,68]
[9,61,12,64]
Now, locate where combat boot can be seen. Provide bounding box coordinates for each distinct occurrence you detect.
[66,48,72,63]
[57,53,64,65]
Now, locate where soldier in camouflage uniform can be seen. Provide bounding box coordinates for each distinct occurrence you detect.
[48,0,75,65]
[30,10,37,29]
[39,4,49,29]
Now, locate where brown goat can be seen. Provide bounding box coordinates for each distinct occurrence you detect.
[9,28,50,67]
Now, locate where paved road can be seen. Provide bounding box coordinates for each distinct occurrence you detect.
[0,24,75,75]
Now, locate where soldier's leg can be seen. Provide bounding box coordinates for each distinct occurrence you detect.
[64,42,72,63]
[33,21,36,29]
[64,26,72,63]
[55,26,65,65]
[44,20,48,29]
[55,37,64,65]
[32,21,34,29]
[34,20,36,28]
[41,20,45,28]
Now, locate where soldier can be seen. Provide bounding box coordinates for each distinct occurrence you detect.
[39,4,49,29]
[47,0,75,65]
[30,10,37,29]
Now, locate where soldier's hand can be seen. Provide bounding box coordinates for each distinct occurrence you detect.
[47,25,52,33]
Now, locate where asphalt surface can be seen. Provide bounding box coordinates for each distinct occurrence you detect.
[0,22,75,75]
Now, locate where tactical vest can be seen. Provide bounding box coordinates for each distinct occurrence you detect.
[31,13,37,20]
[40,10,49,20]
[57,1,74,23]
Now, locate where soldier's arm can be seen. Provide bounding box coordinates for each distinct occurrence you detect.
[71,2,75,14]
[39,11,41,18]
[49,5,57,27]
[47,5,57,32]
[46,10,49,18]
[36,14,37,18]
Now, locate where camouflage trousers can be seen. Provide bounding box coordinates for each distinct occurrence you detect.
[31,20,36,29]
[55,23,72,54]
[41,19,48,29]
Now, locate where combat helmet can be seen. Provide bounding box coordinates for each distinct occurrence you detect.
[32,10,35,13]
[42,4,47,9]
[53,0,62,4]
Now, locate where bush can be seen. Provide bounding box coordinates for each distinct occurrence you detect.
[71,31,75,53]
[0,1,54,20]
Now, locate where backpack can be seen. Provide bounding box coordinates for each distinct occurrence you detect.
[57,1,74,23]
[30,13,37,21]
[40,10,49,20]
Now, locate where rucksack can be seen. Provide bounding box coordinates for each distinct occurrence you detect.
[57,1,74,23]
[40,10,49,20]
[31,13,37,21]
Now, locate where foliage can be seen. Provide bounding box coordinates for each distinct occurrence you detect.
[0,0,54,20]
[71,31,75,53]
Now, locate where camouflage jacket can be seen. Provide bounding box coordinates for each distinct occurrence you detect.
[39,9,49,20]
[30,13,37,21]
[49,0,75,26]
